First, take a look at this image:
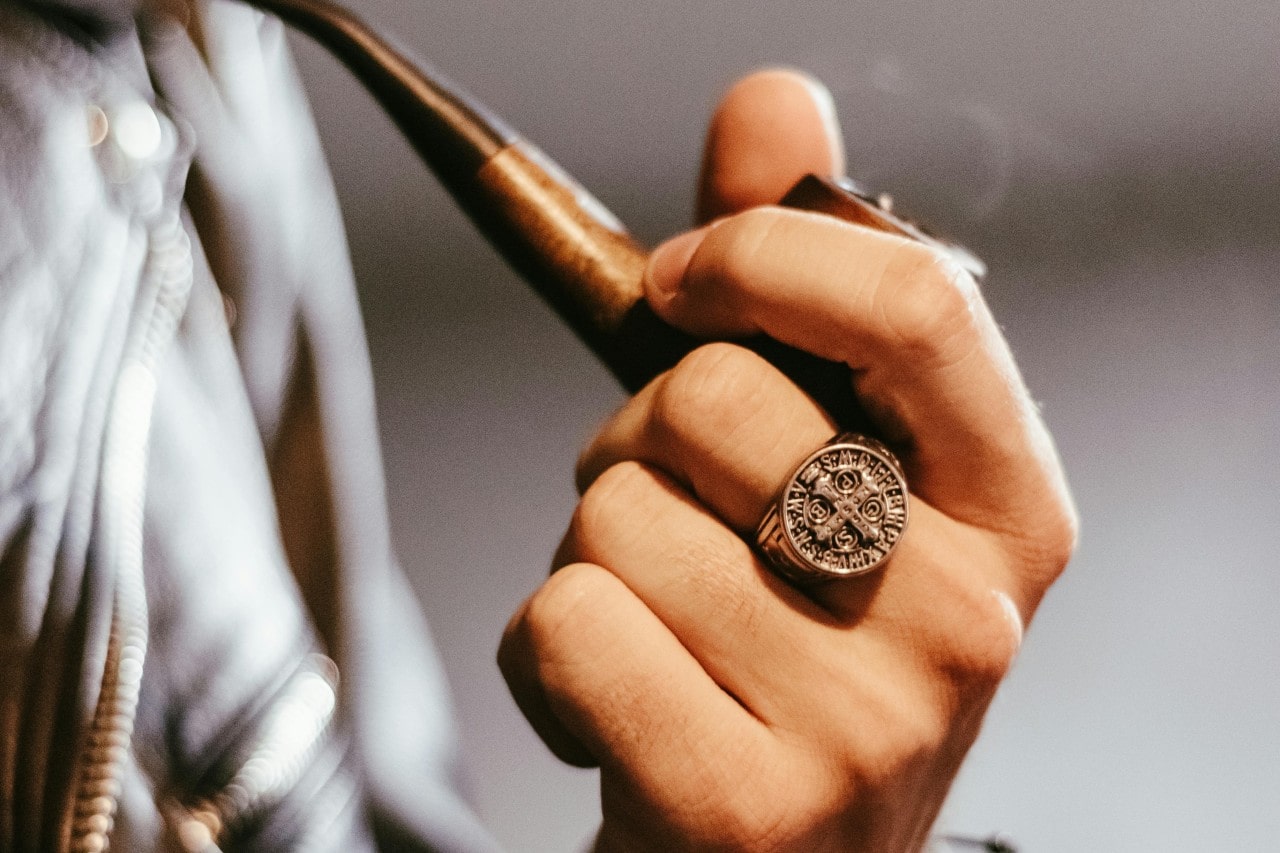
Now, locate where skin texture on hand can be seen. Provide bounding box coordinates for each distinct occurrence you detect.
[498,68,1077,852]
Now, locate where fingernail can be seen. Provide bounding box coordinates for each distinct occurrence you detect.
[645,228,705,301]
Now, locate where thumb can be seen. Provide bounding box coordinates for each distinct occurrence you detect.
[695,68,846,223]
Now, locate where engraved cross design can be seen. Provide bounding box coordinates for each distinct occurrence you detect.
[809,471,881,546]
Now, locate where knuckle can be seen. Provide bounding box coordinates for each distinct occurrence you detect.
[877,242,981,365]
[1035,501,1081,583]
[1002,489,1080,591]
[952,600,1023,689]
[519,562,616,659]
[857,687,947,780]
[651,343,772,451]
[935,579,1025,690]
[573,460,657,547]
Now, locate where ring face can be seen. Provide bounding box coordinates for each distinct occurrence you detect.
[760,434,909,581]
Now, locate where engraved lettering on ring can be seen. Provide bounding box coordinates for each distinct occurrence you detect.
[778,437,908,578]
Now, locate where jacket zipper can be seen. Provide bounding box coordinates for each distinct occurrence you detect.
[64,210,343,852]
[68,213,194,853]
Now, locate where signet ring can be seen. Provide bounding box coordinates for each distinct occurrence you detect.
[755,433,909,583]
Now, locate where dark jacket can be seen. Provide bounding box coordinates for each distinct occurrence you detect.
[0,0,496,849]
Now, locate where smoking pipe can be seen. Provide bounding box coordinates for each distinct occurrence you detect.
[242,0,983,424]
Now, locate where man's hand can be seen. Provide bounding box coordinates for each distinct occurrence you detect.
[498,69,1077,852]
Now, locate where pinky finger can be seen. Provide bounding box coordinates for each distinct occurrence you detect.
[497,563,768,791]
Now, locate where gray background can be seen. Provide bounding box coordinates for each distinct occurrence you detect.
[287,1,1279,850]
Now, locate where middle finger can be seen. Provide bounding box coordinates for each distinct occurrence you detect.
[577,341,835,535]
